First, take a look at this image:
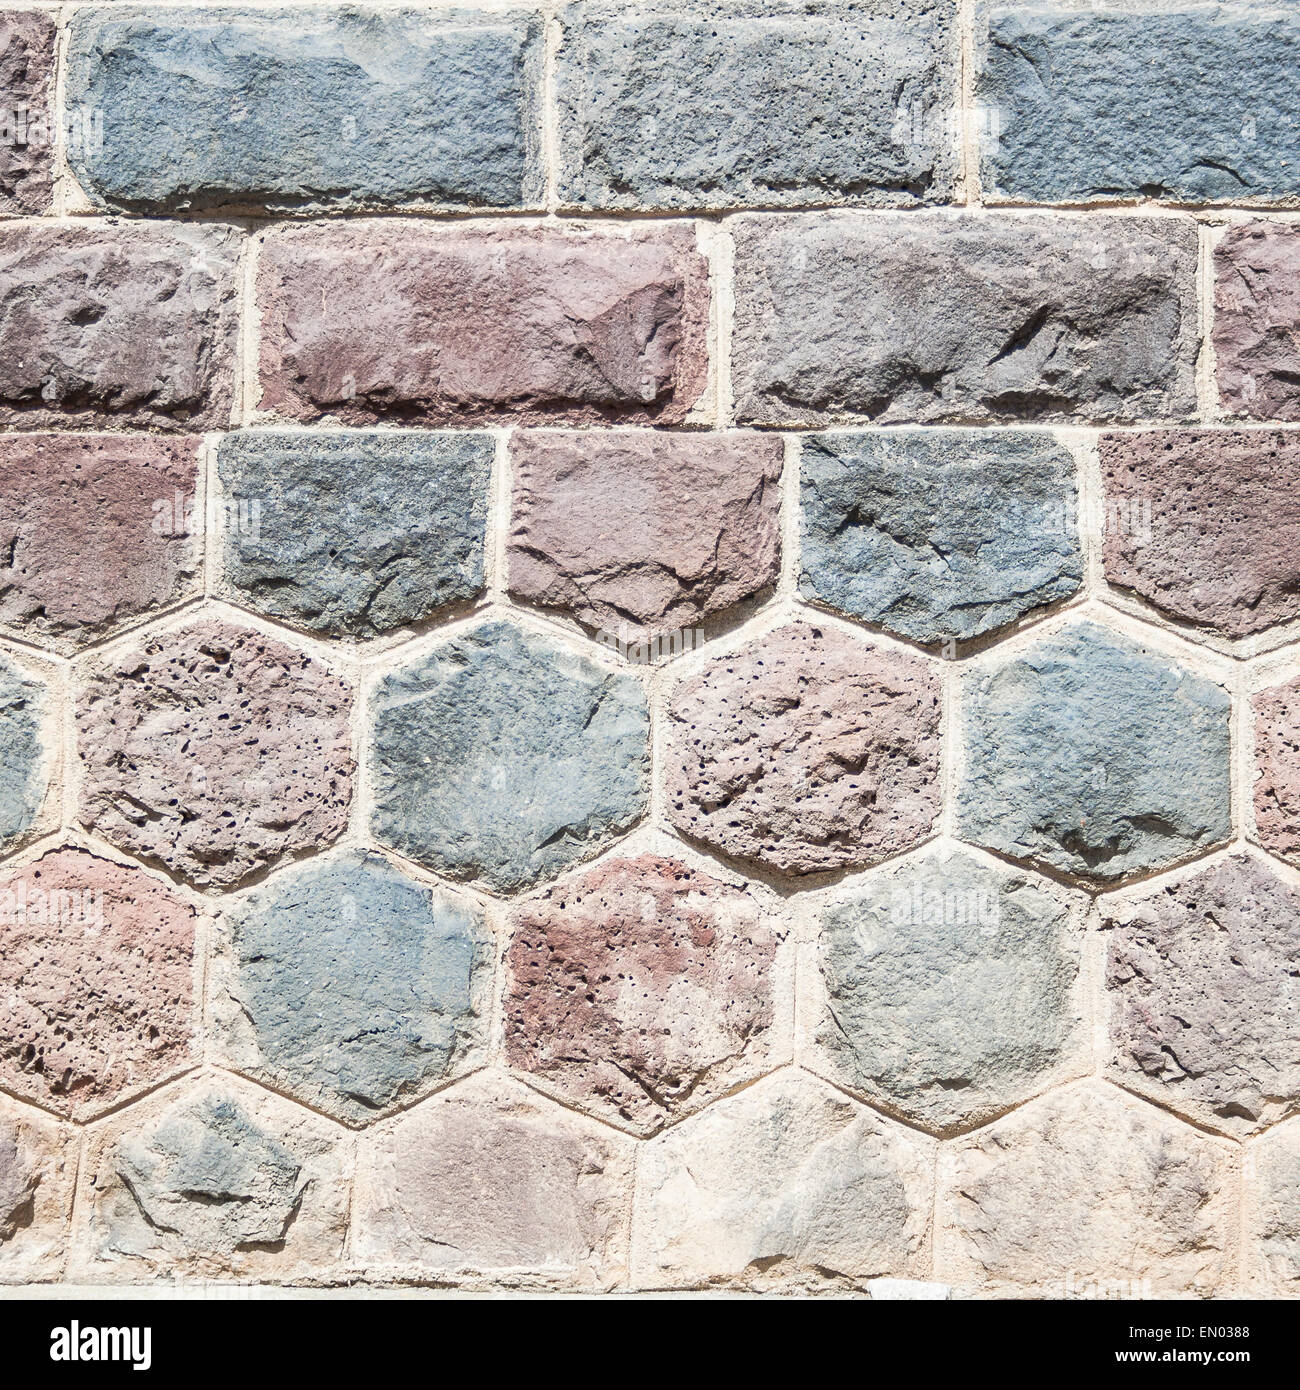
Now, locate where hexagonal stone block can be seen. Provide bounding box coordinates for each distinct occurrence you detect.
[0,1095,76,1283]
[504,853,783,1134]
[71,1079,350,1283]
[1253,676,1300,864]
[0,849,196,1118]
[1105,854,1300,1136]
[666,622,941,876]
[216,430,491,638]
[76,618,353,888]
[938,1084,1232,1298]
[813,844,1086,1132]
[800,430,1081,645]
[0,650,50,855]
[354,1074,633,1289]
[631,1070,934,1291]
[214,850,493,1124]
[957,622,1231,882]
[1249,1119,1300,1295]
[371,620,648,893]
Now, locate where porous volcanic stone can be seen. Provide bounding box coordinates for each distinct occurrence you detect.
[800,429,1082,644]
[355,1075,633,1288]
[0,434,202,651]
[815,845,1085,1131]
[957,622,1231,881]
[66,6,543,213]
[0,221,240,431]
[977,6,1300,204]
[0,849,196,1118]
[217,851,493,1123]
[256,221,709,425]
[631,1070,933,1291]
[0,13,56,214]
[555,0,958,209]
[731,212,1197,426]
[217,430,490,637]
[504,854,781,1134]
[1253,677,1300,865]
[371,621,648,892]
[76,619,353,888]
[665,622,941,876]
[0,654,47,853]
[0,1099,75,1282]
[508,430,782,639]
[1215,221,1300,421]
[1251,1121,1300,1295]
[938,1084,1231,1297]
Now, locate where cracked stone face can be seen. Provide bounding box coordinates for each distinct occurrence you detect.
[504,853,782,1134]
[0,1102,75,1281]
[0,652,49,854]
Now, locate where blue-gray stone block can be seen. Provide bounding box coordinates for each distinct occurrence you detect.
[0,656,46,851]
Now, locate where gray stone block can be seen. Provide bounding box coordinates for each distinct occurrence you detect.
[0,656,45,852]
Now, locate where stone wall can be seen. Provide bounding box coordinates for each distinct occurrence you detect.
[0,0,1298,1299]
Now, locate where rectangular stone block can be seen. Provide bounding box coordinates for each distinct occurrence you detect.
[66,6,544,214]
[256,221,710,425]
[0,12,56,214]
[0,222,241,431]
[977,3,1300,205]
[730,211,1198,425]
[556,0,958,210]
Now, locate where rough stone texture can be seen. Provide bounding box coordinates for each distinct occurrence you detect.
[355,1075,633,1288]
[1215,220,1300,421]
[215,851,493,1124]
[957,622,1232,881]
[978,7,1300,204]
[0,434,202,652]
[1251,1120,1300,1296]
[66,7,543,215]
[938,1084,1232,1298]
[0,221,240,431]
[814,845,1085,1132]
[508,430,782,640]
[0,1099,75,1283]
[0,653,48,855]
[76,619,353,889]
[371,621,648,893]
[0,12,56,215]
[73,1083,350,1282]
[631,1070,933,1291]
[555,0,957,210]
[256,221,709,426]
[731,212,1197,426]
[666,623,941,876]
[1105,854,1300,1136]
[800,429,1082,644]
[504,854,782,1134]
[0,849,196,1119]
[217,430,490,638]
[1100,429,1300,637]
[1252,676,1300,866]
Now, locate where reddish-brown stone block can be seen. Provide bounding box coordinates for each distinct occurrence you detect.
[1215,221,1300,421]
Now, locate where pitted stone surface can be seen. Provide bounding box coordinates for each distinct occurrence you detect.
[800,430,1082,644]
[66,7,543,214]
[1215,221,1300,421]
[257,221,709,425]
[0,1101,75,1282]
[356,1076,633,1287]
[977,7,1300,204]
[504,854,781,1134]
[1106,854,1300,1135]
[217,851,493,1123]
[939,1084,1231,1297]
[508,430,782,640]
[0,849,195,1118]
[555,0,957,210]
[1101,429,1300,637]
[0,221,240,431]
[217,430,490,637]
[0,13,55,214]
[1252,677,1300,865]
[632,1070,933,1291]
[1251,1122,1300,1295]
[371,621,648,892]
[957,623,1231,881]
[0,434,202,651]
[731,212,1197,426]
[76,619,353,888]
[0,654,47,854]
[666,623,941,876]
[76,1085,350,1280]
[815,845,1085,1131]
